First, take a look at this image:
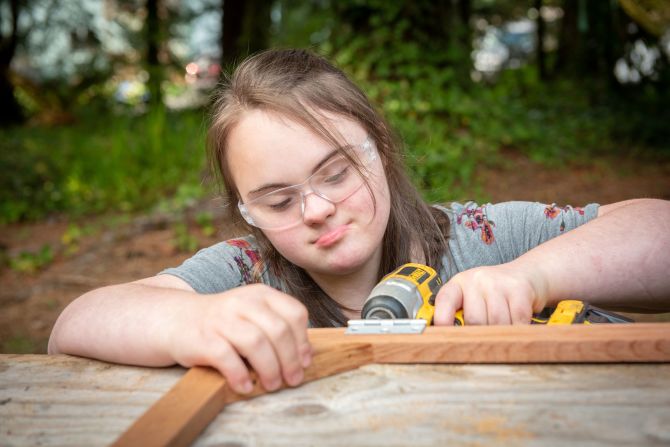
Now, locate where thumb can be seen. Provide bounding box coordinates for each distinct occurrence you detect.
[433,279,463,326]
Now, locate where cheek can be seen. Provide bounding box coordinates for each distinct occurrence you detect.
[352,173,390,224]
[264,229,300,257]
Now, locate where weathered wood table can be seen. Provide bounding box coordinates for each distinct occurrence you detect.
[2,353,670,446]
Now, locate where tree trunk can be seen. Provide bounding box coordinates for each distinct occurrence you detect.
[586,0,618,85]
[556,0,579,77]
[0,0,23,126]
[244,0,271,56]
[145,0,163,106]
[221,0,244,70]
[535,0,546,80]
[221,0,271,71]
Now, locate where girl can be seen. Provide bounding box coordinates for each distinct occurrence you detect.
[49,48,670,396]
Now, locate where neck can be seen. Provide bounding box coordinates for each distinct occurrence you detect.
[308,248,383,320]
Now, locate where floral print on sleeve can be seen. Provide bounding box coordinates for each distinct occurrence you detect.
[456,204,496,245]
[544,203,585,232]
[226,238,264,284]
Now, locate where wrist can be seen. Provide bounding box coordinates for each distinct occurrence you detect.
[507,256,551,311]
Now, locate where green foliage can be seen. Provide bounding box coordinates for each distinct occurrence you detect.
[0,107,207,224]
[2,335,37,354]
[172,222,198,253]
[3,1,669,225]
[319,2,669,204]
[155,183,206,214]
[61,223,98,256]
[361,65,668,203]
[196,211,216,237]
[9,245,54,274]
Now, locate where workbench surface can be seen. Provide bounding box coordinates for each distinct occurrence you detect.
[1,354,669,446]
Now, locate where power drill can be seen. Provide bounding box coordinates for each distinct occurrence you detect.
[359,263,632,326]
[361,263,451,324]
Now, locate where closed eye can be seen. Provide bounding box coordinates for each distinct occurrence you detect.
[268,196,294,211]
[324,167,350,183]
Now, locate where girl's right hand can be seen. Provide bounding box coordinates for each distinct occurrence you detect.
[166,284,311,394]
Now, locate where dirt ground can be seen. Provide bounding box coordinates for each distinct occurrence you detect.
[2,151,669,354]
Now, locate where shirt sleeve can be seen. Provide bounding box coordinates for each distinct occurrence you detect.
[158,235,276,294]
[440,201,599,279]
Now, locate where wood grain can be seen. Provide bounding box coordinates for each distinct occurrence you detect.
[312,323,670,363]
[112,342,373,447]
[2,354,670,446]
[112,323,670,447]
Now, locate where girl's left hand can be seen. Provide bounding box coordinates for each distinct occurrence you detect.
[433,263,548,325]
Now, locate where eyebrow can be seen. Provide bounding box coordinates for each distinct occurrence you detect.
[246,148,342,198]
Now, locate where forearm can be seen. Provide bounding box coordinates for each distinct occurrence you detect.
[48,283,199,365]
[512,199,670,311]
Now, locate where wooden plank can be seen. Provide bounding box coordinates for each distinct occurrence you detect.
[113,323,670,447]
[312,323,670,363]
[112,342,373,447]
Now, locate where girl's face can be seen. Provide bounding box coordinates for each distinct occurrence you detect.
[226,109,391,277]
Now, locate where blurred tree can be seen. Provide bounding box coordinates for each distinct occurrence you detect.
[556,0,576,75]
[145,0,164,106]
[619,0,670,37]
[221,0,272,70]
[328,0,472,84]
[555,0,627,85]
[221,0,242,69]
[585,0,618,84]
[7,0,120,123]
[534,0,546,80]
[0,0,24,125]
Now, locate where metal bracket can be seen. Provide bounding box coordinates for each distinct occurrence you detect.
[345,319,427,334]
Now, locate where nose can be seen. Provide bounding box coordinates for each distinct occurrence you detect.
[302,192,335,225]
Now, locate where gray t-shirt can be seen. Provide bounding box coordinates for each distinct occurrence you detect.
[160,201,599,293]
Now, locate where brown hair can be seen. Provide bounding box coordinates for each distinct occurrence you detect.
[208,48,450,327]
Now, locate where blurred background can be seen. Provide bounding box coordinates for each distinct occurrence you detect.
[1,0,669,353]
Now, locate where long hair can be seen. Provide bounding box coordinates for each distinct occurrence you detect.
[208,48,450,327]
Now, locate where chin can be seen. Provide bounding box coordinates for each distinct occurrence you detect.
[317,248,372,275]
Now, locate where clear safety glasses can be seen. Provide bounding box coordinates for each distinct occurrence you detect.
[238,137,377,230]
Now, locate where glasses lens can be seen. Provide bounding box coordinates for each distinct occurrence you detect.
[311,156,365,202]
[243,139,374,229]
[245,186,303,229]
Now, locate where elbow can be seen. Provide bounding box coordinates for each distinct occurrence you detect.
[47,286,107,356]
[47,329,61,355]
[48,309,66,355]
[47,294,78,355]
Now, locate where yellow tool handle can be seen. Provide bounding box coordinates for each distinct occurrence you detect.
[416,303,435,324]
[453,304,577,326]
[416,305,463,326]
[547,300,588,325]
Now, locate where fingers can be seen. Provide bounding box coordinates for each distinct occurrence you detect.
[509,296,533,325]
[221,286,310,393]
[179,286,311,396]
[483,291,512,325]
[221,316,288,392]
[460,279,489,325]
[241,301,307,389]
[206,331,258,394]
[433,281,463,326]
[265,295,312,368]
[438,266,540,326]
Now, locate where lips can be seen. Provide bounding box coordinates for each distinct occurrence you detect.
[314,225,349,248]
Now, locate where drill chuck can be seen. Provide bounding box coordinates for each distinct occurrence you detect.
[362,293,411,319]
[361,264,441,323]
